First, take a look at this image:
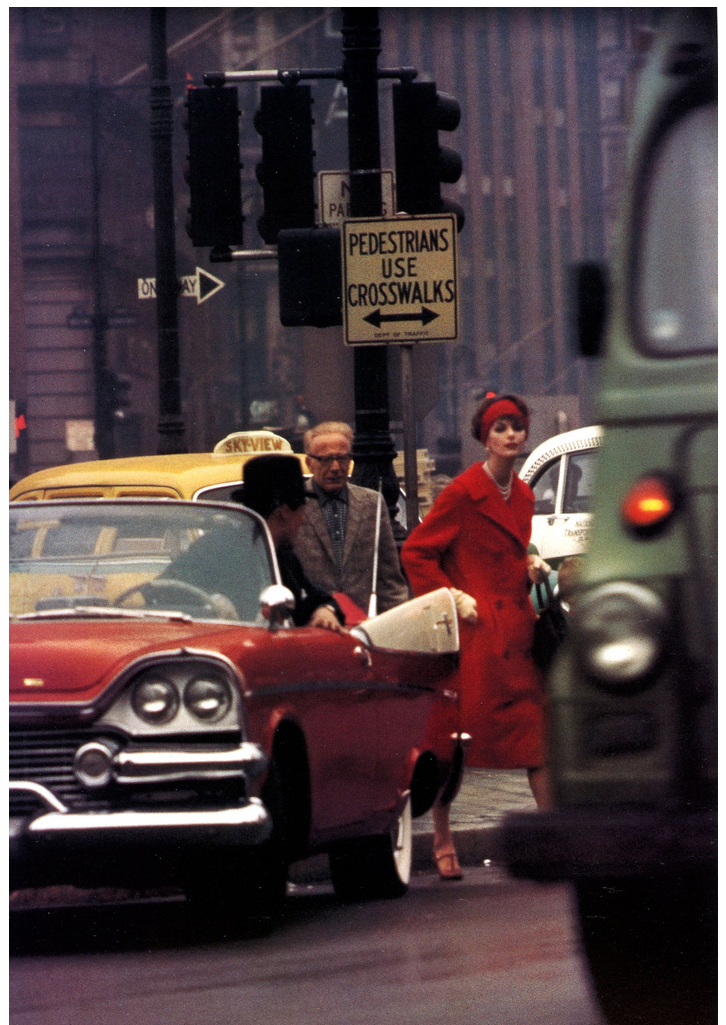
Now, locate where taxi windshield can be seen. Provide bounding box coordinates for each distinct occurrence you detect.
[9,501,276,623]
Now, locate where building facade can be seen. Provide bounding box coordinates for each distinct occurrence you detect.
[10,8,655,480]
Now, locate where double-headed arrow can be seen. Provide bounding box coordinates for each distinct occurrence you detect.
[363,306,439,329]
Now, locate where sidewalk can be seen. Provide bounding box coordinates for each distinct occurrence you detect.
[290,769,536,882]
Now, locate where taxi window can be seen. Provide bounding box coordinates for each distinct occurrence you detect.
[562,451,597,514]
[42,521,105,557]
[9,523,36,560]
[194,483,241,503]
[45,488,107,500]
[531,460,560,515]
[115,487,181,499]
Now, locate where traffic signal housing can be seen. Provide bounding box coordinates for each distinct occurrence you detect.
[184,85,244,249]
[393,81,465,231]
[254,84,316,244]
[277,228,342,328]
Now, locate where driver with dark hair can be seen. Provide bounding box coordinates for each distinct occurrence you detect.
[232,455,345,631]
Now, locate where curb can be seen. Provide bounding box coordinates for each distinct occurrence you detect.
[288,826,502,884]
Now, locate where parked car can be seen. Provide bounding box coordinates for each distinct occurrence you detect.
[10,498,465,926]
[519,425,602,567]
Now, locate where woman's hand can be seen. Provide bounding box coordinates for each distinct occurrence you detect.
[451,588,478,624]
[526,554,551,584]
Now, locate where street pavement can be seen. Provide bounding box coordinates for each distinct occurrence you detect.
[290,769,536,882]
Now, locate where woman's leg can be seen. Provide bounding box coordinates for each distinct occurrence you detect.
[432,798,463,879]
[527,765,551,810]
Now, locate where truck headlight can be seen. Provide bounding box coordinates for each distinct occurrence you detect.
[576,581,668,687]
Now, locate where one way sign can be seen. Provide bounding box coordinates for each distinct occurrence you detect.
[137,267,225,305]
[342,214,459,345]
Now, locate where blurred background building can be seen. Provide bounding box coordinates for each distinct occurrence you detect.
[9,7,656,481]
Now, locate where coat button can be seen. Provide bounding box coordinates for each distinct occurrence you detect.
[502,649,510,659]
[495,599,503,610]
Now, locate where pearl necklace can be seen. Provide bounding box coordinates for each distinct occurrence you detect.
[483,460,512,502]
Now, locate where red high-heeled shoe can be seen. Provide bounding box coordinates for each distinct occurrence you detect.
[434,850,463,881]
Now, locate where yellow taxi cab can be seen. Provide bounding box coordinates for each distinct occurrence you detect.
[9,431,304,504]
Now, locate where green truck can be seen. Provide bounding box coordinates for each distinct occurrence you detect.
[500,10,716,1024]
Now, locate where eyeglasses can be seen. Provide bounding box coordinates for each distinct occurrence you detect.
[308,453,352,466]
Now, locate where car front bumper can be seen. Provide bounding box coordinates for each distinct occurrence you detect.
[496,807,717,882]
[9,740,273,889]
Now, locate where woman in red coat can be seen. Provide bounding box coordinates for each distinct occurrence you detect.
[401,394,550,880]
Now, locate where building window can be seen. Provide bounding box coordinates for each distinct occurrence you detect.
[597,11,623,50]
[21,9,72,57]
[504,198,518,261]
[600,78,625,122]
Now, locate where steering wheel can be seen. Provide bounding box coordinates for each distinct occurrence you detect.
[114,578,216,613]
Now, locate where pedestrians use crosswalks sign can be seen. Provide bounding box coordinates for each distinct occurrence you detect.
[341,214,459,345]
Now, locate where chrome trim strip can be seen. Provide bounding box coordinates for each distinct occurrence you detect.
[114,742,267,781]
[25,797,270,833]
[9,781,68,813]
[243,677,449,700]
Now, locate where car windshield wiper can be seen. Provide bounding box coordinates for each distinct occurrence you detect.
[11,607,194,624]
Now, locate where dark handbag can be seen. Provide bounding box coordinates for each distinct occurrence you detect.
[532,573,569,671]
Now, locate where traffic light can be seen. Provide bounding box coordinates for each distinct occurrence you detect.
[277,228,342,327]
[254,84,316,244]
[105,370,132,420]
[392,81,465,230]
[184,85,244,249]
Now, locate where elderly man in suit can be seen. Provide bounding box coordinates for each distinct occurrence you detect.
[294,421,410,618]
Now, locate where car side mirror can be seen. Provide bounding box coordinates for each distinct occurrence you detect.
[259,584,295,631]
[571,261,609,358]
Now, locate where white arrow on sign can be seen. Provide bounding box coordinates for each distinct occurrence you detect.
[137,267,225,305]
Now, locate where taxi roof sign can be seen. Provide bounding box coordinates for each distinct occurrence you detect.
[212,431,293,456]
[341,214,459,346]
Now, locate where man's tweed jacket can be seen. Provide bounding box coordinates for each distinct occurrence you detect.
[294,482,410,616]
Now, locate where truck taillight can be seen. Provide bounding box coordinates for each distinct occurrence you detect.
[621,475,676,533]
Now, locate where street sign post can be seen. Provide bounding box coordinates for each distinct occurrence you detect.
[137,266,225,305]
[318,170,395,225]
[341,213,458,346]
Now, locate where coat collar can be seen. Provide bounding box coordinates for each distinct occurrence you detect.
[459,462,532,549]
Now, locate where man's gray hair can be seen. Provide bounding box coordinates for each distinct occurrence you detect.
[303,421,354,454]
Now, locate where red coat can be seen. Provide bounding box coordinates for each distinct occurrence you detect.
[401,463,545,768]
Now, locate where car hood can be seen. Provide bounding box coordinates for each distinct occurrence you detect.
[9,618,251,703]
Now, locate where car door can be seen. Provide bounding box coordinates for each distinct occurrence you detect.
[248,629,381,839]
[529,449,597,562]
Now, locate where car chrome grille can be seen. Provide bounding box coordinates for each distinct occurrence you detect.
[9,728,249,817]
[10,729,117,815]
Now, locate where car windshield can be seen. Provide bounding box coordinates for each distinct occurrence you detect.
[9,500,276,623]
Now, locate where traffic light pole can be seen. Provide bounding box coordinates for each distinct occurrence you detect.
[150,9,186,454]
[341,9,400,519]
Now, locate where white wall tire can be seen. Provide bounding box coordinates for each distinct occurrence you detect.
[330,794,412,902]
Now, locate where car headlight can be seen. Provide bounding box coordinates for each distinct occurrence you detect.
[575,581,668,688]
[184,675,232,722]
[132,675,180,724]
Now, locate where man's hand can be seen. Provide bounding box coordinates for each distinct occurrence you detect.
[527,554,552,584]
[309,605,346,632]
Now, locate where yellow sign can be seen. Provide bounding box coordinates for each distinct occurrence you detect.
[212,431,292,456]
[341,214,459,345]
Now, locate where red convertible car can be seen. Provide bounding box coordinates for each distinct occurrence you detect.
[10,499,464,926]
